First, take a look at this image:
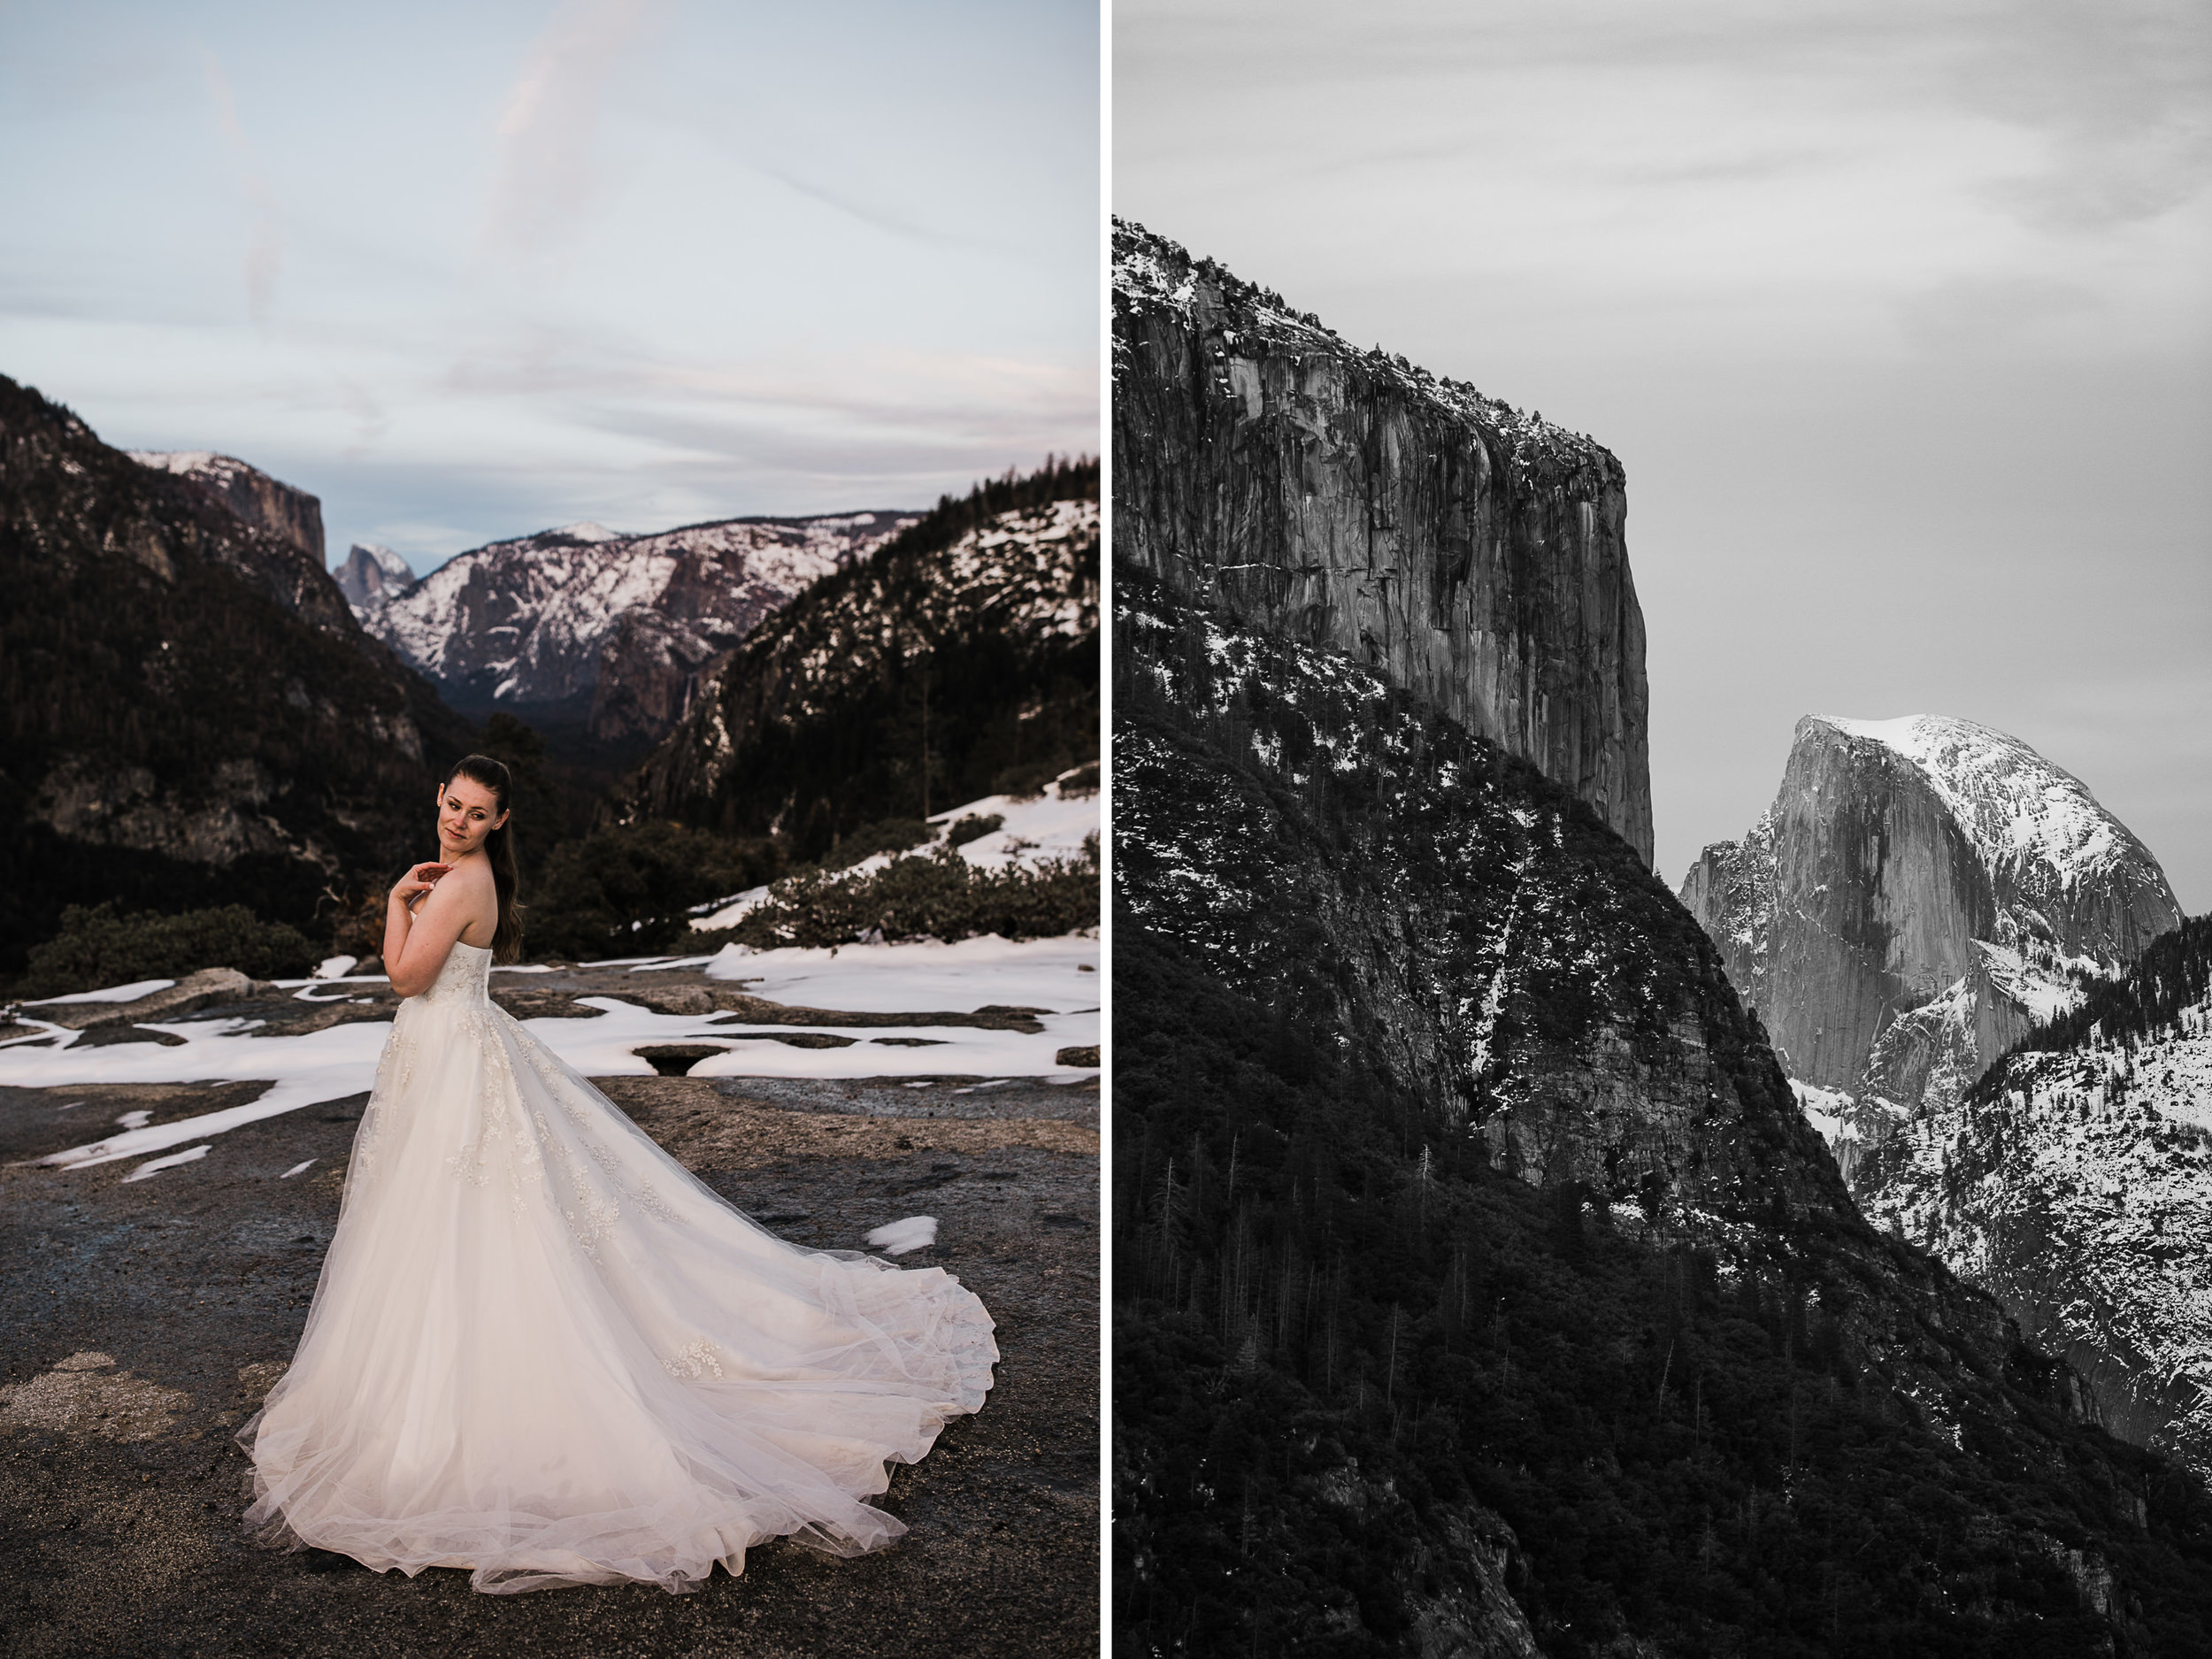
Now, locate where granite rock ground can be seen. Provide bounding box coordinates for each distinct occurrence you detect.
[1,1001,1098,1658]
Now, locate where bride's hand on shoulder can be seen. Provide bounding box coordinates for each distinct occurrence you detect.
[392,862,450,910]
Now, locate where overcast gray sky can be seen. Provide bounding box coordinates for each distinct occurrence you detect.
[0,0,1097,572]
[1116,0,2210,913]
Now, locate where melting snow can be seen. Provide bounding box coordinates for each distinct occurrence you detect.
[125,1144,210,1183]
[3,933,1098,1175]
[25,979,175,1005]
[700,932,1097,1013]
[865,1216,938,1255]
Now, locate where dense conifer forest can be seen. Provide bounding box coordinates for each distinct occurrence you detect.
[1116,921,2212,1655]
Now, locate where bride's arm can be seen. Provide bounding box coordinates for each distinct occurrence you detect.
[385,863,472,997]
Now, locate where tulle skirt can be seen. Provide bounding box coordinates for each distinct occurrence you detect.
[239,948,996,1594]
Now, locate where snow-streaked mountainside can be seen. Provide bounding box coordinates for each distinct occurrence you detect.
[1864,918,2212,1472]
[1116,570,1847,1234]
[690,768,1099,933]
[355,510,917,743]
[333,542,416,612]
[618,488,1100,841]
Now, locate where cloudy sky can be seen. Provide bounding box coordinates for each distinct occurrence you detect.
[1117,0,2211,910]
[0,0,1098,573]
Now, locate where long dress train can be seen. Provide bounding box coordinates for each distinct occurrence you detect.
[239,941,997,1594]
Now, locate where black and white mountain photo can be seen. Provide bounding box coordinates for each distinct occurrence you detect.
[0,6,1101,1655]
[1112,2,2212,1653]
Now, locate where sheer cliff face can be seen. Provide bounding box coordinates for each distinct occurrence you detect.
[1112,219,1653,864]
[120,450,348,633]
[130,449,326,566]
[334,543,416,612]
[1684,713,2183,1102]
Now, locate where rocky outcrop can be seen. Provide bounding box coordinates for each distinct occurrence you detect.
[131,449,326,563]
[22,967,257,1031]
[359,511,917,746]
[1677,805,1776,1010]
[334,542,416,612]
[127,449,345,630]
[1683,713,2181,1106]
[1112,219,1652,864]
[1683,715,2205,1471]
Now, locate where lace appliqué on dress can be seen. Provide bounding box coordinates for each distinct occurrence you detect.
[445,1006,541,1207]
[663,1340,725,1380]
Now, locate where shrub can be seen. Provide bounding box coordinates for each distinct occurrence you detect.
[701,839,1097,950]
[23,902,318,995]
[946,812,1005,847]
[822,817,934,871]
[527,822,781,960]
[991,757,1068,800]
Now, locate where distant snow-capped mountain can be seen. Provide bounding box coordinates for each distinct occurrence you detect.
[334,542,417,612]
[353,511,918,746]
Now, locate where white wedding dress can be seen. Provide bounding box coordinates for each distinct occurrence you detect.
[239,941,997,1594]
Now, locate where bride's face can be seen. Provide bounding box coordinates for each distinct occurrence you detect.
[436,776,509,859]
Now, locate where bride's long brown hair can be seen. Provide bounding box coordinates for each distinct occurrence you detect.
[445,753,526,963]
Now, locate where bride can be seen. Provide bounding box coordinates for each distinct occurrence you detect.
[239,755,997,1594]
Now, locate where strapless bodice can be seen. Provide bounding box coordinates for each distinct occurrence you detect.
[413,939,493,1008]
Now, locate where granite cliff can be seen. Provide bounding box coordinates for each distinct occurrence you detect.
[1682,714,2181,1141]
[130,449,326,565]
[333,542,416,613]
[121,449,347,633]
[1112,219,1652,864]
